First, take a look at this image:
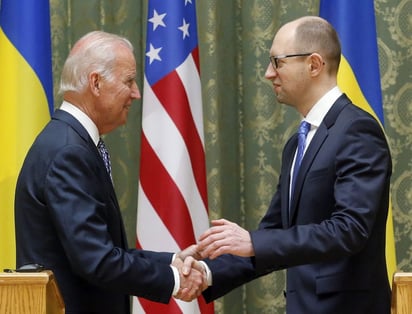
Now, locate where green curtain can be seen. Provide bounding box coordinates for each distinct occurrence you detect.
[49,1,412,313]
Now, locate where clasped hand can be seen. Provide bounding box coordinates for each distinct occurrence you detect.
[173,219,254,302]
[171,255,208,302]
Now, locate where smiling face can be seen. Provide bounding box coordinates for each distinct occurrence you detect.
[61,31,143,135]
[264,17,341,116]
[265,21,312,109]
[93,45,141,134]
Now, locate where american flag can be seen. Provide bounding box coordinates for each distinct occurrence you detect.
[133,1,213,313]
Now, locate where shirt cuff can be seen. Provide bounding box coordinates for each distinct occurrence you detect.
[199,261,212,286]
[170,265,180,296]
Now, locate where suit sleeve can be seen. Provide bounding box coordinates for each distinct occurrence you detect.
[250,113,391,273]
[202,254,259,302]
[44,144,175,303]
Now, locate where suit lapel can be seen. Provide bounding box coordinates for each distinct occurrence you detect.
[288,125,328,221]
[53,109,128,248]
[280,135,297,227]
[53,109,116,192]
[288,94,351,224]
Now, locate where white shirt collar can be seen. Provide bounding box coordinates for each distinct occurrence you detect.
[304,86,342,128]
[59,101,100,146]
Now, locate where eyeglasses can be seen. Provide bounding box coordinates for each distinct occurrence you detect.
[269,53,312,69]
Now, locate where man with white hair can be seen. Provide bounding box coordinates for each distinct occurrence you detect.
[15,31,206,314]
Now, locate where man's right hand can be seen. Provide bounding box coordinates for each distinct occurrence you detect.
[172,256,208,302]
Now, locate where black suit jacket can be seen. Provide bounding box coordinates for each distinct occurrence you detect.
[203,94,392,314]
[15,110,174,314]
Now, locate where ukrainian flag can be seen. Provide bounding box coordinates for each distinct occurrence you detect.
[0,0,53,270]
[319,0,397,283]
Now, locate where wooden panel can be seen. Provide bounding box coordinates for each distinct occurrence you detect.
[0,271,64,314]
[391,272,412,314]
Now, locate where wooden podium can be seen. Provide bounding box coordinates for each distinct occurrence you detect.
[0,270,65,314]
[391,272,412,314]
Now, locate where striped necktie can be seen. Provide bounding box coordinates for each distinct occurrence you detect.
[97,138,112,181]
[291,121,311,192]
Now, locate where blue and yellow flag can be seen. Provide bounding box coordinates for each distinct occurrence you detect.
[0,0,53,270]
[319,0,397,283]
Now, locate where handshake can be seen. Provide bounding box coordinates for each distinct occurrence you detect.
[171,244,207,302]
[170,218,255,302]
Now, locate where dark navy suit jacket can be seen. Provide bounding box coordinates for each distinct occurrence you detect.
[15,110,174,314]
[203,94,392,314]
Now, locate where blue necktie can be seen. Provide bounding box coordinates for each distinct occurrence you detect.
[97,138,112,181]
[291,121,311,192]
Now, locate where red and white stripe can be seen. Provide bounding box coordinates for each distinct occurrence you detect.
[133,48,213,313]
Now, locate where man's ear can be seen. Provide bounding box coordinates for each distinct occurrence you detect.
[89,72,100,95]
[308,53,325,77]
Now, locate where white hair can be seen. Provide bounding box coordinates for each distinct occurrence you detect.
[59,31,134,93]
